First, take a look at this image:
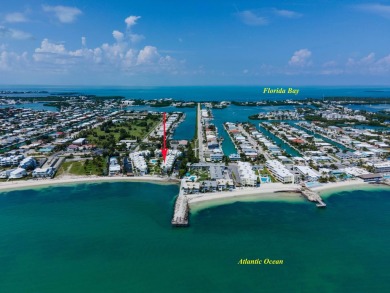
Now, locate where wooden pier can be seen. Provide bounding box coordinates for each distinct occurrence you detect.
[171,180,190,227]
[300,187,327,208]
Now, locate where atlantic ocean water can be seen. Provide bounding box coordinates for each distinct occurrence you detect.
[0,182,389,293]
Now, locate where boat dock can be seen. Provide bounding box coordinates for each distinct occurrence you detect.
[171,180,189,227]
[300,187,327,208]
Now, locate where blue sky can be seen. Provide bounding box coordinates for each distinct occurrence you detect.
[1,0,390,85]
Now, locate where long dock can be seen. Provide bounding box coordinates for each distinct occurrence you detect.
[171,180,189,227]
[300,187,327,208]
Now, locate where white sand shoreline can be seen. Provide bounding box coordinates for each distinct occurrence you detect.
[1,177,387,205]
[187,183,301,205]
[0,175,179,192]
[187,180,389,207]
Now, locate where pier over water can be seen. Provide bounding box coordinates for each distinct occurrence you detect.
[171,179,189,227]
[300,187,327,208]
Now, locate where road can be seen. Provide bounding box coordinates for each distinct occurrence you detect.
[197,103,205,162]
[238,124,271,160]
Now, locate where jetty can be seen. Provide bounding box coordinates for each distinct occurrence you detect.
[171,180,189,227]
[300,187,327,208]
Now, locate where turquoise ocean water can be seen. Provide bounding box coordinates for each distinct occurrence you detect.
[0,182,389,293]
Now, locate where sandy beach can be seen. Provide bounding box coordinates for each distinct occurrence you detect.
[1,176,387,204]
[187,179,390,210]
[312,179,368,192]
[187,183,301,205]
[0,175,178,192]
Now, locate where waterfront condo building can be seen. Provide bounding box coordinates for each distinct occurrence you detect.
[266,160,294,183]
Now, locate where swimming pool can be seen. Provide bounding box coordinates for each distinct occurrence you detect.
[305,181,322,188]
[149,159,158,164]
[261,177,270,183]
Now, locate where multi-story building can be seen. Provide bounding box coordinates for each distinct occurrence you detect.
[130,151,149,175]
[373,162,390,173]
[295,166,320,181]
[266,160,294,183]
[237,161,257,186]
[32,167,56,178]
[19,157,37,170]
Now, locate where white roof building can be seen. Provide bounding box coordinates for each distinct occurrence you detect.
[32,167,55,178]
[160,149,182,171]
[130,152,148,175]
[266,160,294,183]
[9,167,27,179]
[237,161,257,186]
[295,166,320,180]
[72,138,87,145]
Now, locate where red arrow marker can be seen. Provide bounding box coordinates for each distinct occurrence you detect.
[161,112,168,162]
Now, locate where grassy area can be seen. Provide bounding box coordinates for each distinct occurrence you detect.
[148,158,162,175]
[260,167,277,183]
[69,161,86,175]
[83,117,160,149]
[56,157,106,176]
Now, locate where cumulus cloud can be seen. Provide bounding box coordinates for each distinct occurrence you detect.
[124,15,144,43]
[112,30,124,42]
[137,46,160,64]
[0,15,181,77]
[288,49,312,67]
[42,5,82,23]
[35,39,67,54]
[5,12,28,23]
[0,26,32,40]
[26,15,178,75]
[355,3,390,18]
[125,15,141,28]
[236,10,268,26]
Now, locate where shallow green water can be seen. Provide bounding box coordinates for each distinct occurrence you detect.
[0,182,389,293]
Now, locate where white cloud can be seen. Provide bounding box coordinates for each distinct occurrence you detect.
[1,15,180,76]
[0,26,32,40]
[35,39,67,54]
[125,15,141,28]
[112,30,124,42]
[124,16,144,43]
[288,49,312,67]
[355,3,390,19]
[5,12,28,23]
[346,52,390,74]
[137,46,160,64]
[273,9,302,18]
[236,10,268,26]
[42,5,82,23]
[0,47,28,70]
